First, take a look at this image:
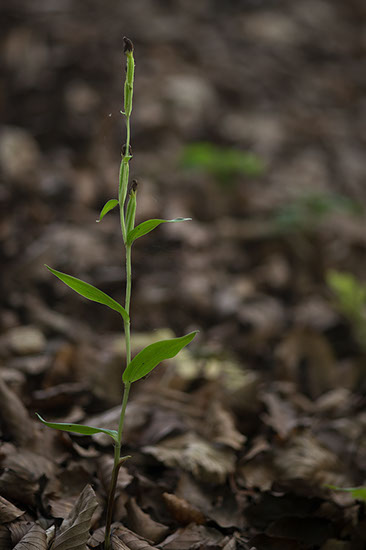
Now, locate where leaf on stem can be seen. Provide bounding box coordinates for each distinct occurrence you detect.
[36,413,119,442]
[45,265,129,322]
[325,485,366,501]
[123,331,198,383]
[96,199,119,223]
[127,218,191,245]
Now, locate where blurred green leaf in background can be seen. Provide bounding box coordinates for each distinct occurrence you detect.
[327,270,366,351]
[273,192,364,234]
[181,142,265,184]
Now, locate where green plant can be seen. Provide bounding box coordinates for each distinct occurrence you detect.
[273,191,363,234]
[326,485,366,502]
[36,38,198,550]
[181,141,264,184]
[326,269,366,351]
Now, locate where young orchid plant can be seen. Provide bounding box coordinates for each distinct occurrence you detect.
[37,38,197,550]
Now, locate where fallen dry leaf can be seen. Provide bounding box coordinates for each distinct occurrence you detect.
[261,392,299,440]
[51,485,98,550]
[273,431,346,487]
[204,401,246,450]
[0,526,11,550]
[0,496,24,524]
[111,535,129,550]
[275,329,337,398]
[0,469,39,509]
[112,524,159,549]
[0,377,35,446]
[238,455,275,492]
[162,493,205,526]
[143,432,236,483]
[126,497,169,543]
[8,521,33,547]
[13,524,47,550]
[159,524,224,549]
[175,473,244,529]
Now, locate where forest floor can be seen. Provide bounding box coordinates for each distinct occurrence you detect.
[0,1,366,549]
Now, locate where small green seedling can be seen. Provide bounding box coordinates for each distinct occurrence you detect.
[37,38,198,550]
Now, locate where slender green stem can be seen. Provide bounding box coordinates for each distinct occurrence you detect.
[104,139,133,550]
[117,382,131,443]
[104,38,135,550]
[119,160,127,243]
[125,245,132,363]
[125,116,131,161]
[104,383,131,550]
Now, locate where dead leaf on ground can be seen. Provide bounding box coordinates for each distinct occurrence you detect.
[261,392,299,439]
[0,377,35,446]
[275,329,337,398]
[112,524,159,549]
[273,431,347,487]
[126,497,170,543]
[0,496,24,524]
[175,474,244,529]
[238,455,275,492]
[162,493,205,526]
[143,432,236,483]
[0,526,11,550]
[203,401,246,450]
[0,469,39,508]
[159,523,224,549]
[51,484,98,550]
[111,535,129,550]
[8,521,33,547]
[42,460,93,520]
[13,524,47,550]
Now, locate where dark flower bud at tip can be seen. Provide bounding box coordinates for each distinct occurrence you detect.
[128,179,138,195]
[123,37,134,54]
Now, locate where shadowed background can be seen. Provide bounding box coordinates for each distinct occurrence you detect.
[2,0,366,373]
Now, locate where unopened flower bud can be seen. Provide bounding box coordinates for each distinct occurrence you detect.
[123,36,134,54]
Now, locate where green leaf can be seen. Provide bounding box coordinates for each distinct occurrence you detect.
[45,265,129,322]
[127,218,191,245]
[125,187,137,235]
[181,142,265,184]
[123,331,198,383]
[36,413,118,442]
[326,485,366,502]
[96,199,119,223]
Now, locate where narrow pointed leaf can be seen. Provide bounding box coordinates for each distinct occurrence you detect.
[96,199,119,223]
[45,265,129,322]
[123,331,198,383]
[326,485,366,502]
[36,413,118,442]
[127,218,191,245]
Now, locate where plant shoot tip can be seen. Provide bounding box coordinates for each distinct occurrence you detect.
[123,37,134,54]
